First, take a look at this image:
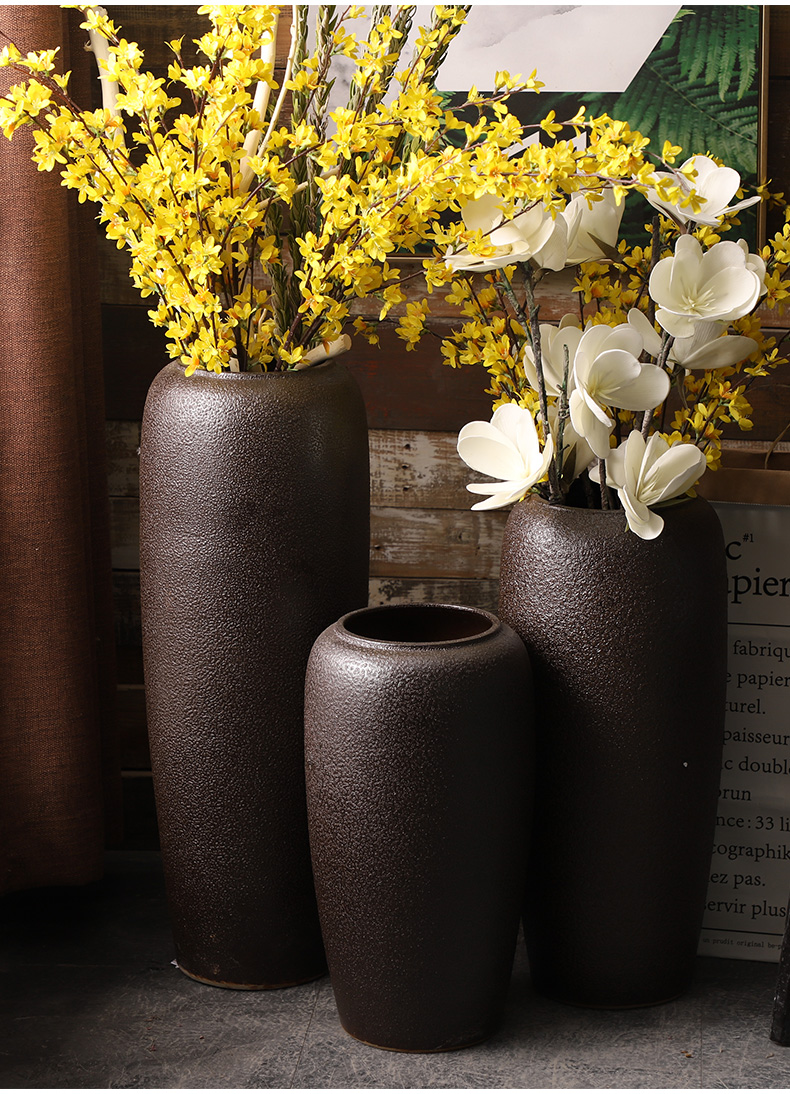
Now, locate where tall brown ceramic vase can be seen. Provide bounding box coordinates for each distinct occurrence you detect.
[499,494,727,1008]
[139,359,369,989]
[305,603,533,1052]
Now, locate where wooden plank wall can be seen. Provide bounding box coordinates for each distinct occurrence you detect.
[98,7,790,846]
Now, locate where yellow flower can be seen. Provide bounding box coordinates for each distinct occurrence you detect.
[540,111,562,139]
[396,300,430,348]
[661,140,682,165]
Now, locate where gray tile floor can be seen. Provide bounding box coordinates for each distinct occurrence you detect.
[1,852,789,1089]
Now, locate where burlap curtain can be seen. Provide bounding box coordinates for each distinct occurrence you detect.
[0,7,119,894]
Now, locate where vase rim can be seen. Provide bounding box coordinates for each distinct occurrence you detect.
[168,359,338,380]
[519,494,697,516]
[335,602,502,648]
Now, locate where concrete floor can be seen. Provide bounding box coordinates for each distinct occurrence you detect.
[1,852,790,1089]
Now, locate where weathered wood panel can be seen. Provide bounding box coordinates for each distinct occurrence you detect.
[107,421,474,509]
[370,429,469,508]
[368,576,499,612]
[369,506,506,578]
[110,497,139,571]
[109,496,505,578]
[107,407,790,516]
[105,420,140,497]
[113,572,143,652]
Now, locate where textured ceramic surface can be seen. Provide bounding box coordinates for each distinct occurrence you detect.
[139,360,369,988]
[499,495,728,1008]
[305,603,534,1051]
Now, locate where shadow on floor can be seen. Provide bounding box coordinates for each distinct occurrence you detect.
[1,853,788,1089]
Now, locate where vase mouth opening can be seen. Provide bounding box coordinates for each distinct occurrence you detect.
[171,359,335,379]
[339,603,498,646]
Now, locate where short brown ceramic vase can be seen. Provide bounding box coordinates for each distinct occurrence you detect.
[305,603,534,1051]
[139,360,369,989]
[498,494,728,1008]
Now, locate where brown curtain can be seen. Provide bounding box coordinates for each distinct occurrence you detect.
[0,7,119,894]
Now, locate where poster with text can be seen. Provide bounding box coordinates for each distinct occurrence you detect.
[699,502,790,961]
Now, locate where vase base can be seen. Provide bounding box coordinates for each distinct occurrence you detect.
[178,965,327,991]
[342,1024,490,1054]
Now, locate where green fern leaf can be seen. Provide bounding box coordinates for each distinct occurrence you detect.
[676,9,700,80]
[718,40,733,100]
[735,7,759,96]
[706,15,724,88]
[649,8,759,105]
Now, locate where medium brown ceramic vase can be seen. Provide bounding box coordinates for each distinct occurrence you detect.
[499,494,727,1008]
[305,603,533,1051]
[139,360,369,989]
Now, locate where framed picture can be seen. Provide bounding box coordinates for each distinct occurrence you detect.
[434,5,764,247]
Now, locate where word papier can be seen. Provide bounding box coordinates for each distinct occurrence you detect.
[699,502,790,961]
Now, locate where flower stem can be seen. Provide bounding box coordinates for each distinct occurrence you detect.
[647,215,660,328]
[597,458,611,509]
[641,328,675,436]
[555,342,571,486]
[498,269,531,340]
[519,263,563,503]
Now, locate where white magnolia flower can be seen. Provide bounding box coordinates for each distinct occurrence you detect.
[457,403,554,510]
[626,307,663,359]
[649,235,765,339]
[562,189,625,266]
[592,430,707,540]
[646,154,761,227]
[626,306,758,371]
[523,314,584,396]
[445,193,568,273]
[737,238,768,292]
[568,322,671,459]
[669,319,758,371]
